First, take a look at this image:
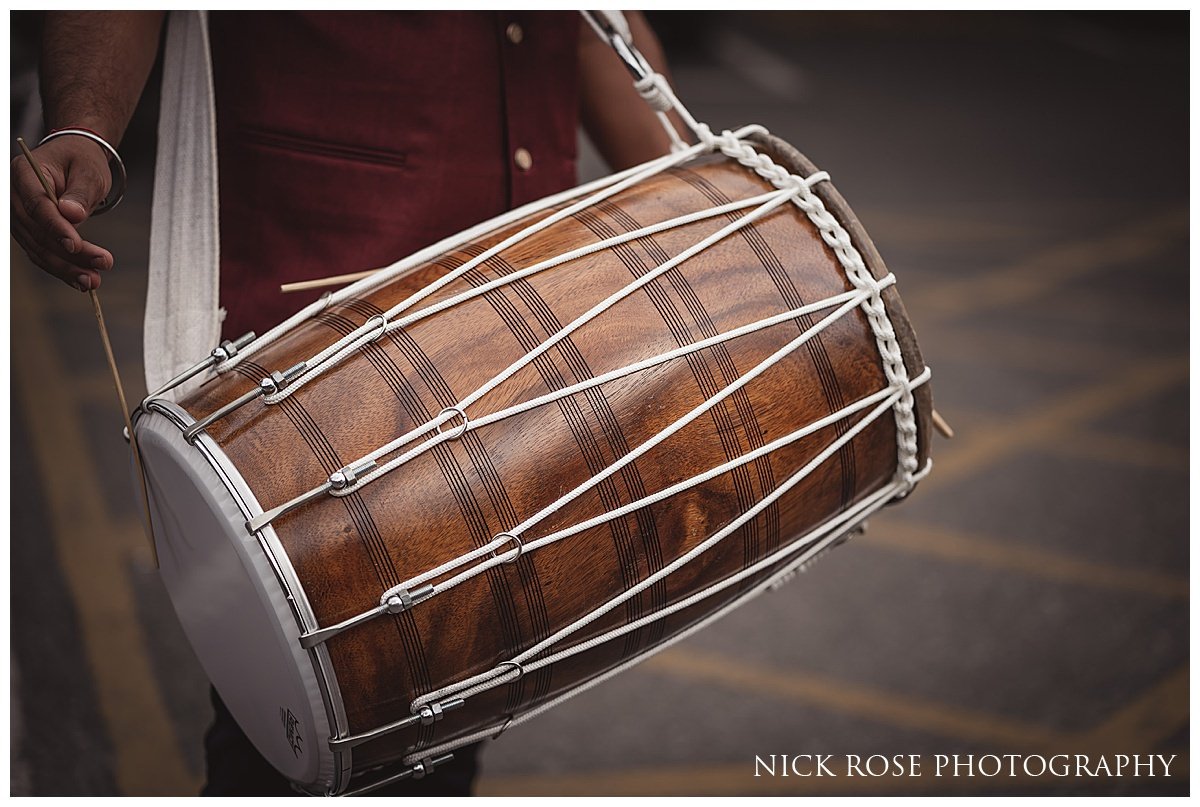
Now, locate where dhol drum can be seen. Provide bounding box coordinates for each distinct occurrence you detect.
[132,16,933,797]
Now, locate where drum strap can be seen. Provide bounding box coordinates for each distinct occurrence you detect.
[144,10,221,400]
[580,10,704,151]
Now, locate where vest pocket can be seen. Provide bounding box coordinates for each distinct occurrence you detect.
[237,126,407,168]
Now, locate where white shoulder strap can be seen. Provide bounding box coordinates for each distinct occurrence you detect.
[579,10,705,151]
[144,9,221,398]
[581,10,632,45]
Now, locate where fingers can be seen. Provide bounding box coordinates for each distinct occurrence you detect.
[11,155,114,275]
[11,222,102,292]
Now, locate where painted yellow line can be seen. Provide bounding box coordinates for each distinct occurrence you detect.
[12,255,199,795]
[861,521,1188,600]
[1043,430,1188,473]
[479,665,1190,796]
[921,326,1183,378]
[479,753,1189,796]
[921,357,1187,493]
[858,208,1036,245]
[1076,666,1190,754]
[641,648,1071,751]
[905,209,1187,317]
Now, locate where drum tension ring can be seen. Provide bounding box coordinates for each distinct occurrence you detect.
[497,660,526,682]
[489,531,524,563]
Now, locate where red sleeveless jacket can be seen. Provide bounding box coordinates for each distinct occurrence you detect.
[208,11,581,338]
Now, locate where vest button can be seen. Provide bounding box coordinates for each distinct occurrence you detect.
[513,148,533,171]
[506,23,524,44]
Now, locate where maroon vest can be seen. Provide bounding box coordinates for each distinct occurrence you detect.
[208,11,580,338]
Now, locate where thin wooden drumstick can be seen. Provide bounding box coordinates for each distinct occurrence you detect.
[932,408,954,439]
[280,268,380,294]
[17,137,56,199]
[18,136,160,567]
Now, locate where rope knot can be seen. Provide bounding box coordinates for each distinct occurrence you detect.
[633,73,676,113]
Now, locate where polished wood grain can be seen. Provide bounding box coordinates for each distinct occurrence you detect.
[181,133,933,774]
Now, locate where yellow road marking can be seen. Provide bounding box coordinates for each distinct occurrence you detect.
[478,664,1190,795]
[858,208,1036,245]
[1076,666,1190,754]
[1044,430,1188,473]
[921,357,1187,492]
[905,210,1187,317]
[641,649,1071,752]
[479,754,1189,796]
[12,255,199,795]
[921,327,1182,377]
[861,521,1188,600]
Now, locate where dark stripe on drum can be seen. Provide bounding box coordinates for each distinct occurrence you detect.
[457,243,667,659]
[335,298,545,715]
[571,206,765,605]
[420,250,638,705]
[671,169,857,512]
[313,307,525,746]
[594,199,783,575]
[233,359,435,745]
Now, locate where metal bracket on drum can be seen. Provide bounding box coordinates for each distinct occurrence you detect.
[342,753,455,796]
[245,459,377,534]
[141,332,255,412]
[183,361,306,444]
[581,11,653,82]
[328,698,464,752]
[298,584,434,650]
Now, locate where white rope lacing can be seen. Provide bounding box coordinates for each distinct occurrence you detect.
[372,295,906,608]
[697,129,923,487]
[190,15,932,761]
[368,132,932,758]
[406,369,928,712]
[331,284,885,498]
[399,466,921,767]
[257,131,927,651]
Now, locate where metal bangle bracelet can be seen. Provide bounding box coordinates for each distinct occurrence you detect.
[37,128,128,214]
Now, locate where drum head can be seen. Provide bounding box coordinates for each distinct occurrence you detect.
[135,404,338,791]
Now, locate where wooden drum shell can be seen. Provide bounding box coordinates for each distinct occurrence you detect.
[180,133,931,775]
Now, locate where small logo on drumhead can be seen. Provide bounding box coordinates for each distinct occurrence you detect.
[280,707,304,757]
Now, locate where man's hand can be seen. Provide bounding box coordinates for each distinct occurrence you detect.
[11,135,114,291]
[14,10,165,291]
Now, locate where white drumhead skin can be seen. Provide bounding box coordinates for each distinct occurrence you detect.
[135,405,339,791]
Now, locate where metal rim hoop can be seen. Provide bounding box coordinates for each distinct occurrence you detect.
[435,406,469,440]
[365,314,389,343]
[490,714,515,740]
[489,531,523,563]
[497,660,525,681]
